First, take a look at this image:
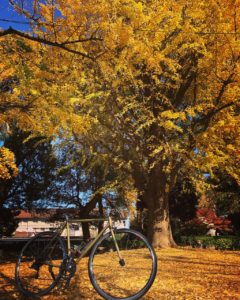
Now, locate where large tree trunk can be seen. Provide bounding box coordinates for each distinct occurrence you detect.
[147,193,176,248]
[140,166,177,248]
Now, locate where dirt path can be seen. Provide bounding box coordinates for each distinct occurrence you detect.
[1,248,240,300]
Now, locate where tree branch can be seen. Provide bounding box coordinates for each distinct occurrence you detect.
[212,99,240,115]
[0,102,31,114]
[0,27,96,60]
[193,99,240,134]
[214,74,234,106]
[62,35,103,45]
[173,53,200,107]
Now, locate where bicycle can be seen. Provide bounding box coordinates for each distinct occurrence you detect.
[15,207,157,300]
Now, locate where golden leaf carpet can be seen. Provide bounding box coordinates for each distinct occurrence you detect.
[0,248,240,300]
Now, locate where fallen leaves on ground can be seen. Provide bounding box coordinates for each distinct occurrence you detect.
[1,248,240,300]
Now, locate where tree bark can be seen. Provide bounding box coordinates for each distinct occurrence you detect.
[78,210,91,240]
[136,195,145,233]
[82,221,90,240]
[147,193,176,248]
[78,193,103,240]
[140,166,177,248]
[98,197,104,233]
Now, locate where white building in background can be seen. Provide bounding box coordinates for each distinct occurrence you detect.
[14,209,127,238]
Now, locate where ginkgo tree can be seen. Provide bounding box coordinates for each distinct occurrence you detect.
[1,0,239,247]
[72,0,240,247]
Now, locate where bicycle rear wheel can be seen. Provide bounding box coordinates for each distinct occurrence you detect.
[88,229,157,300]
[15,231,66,298]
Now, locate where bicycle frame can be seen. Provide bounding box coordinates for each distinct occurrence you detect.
[16,214,157,300]
[55,216,123,263]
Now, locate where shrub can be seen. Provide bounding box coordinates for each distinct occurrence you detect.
[178,235,240,250]
[181,219,209,236]
[214,238,233,250]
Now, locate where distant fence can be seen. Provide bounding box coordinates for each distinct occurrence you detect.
[0,237,83,261]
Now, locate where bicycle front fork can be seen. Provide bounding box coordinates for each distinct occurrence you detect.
[108,217,125,267]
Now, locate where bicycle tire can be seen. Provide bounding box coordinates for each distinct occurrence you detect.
[15,231,66,298]
[88,228,157,300]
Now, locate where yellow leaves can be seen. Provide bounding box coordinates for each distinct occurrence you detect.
[226,144,235,151]
[0,0,238,195]
[0,64,15,78]
[118,0,145,28]
[85,92,104,101]
[30,89,38,96]
[160,110,186,120]
[1,248,240,300]
[151,145,164,158]
[0,147,18,180]
[164,120,178,130]
[159,119,183,133]
[217,120,225,126]
[12,88,21,96]
[70,114,93,135]
[125,188,138,213]
[39,3,55,23]
[125,190,137,203]
[112,19,133,46]
[112,79,122,88]
[69,97,80,105]
[195,115,239,179]
[158,110,187,134]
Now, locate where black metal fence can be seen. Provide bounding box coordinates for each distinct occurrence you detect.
[0,237,83,261]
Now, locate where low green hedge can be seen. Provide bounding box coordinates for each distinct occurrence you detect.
[178,235,240,250]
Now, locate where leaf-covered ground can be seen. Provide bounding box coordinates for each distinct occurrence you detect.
[1,248,240,299]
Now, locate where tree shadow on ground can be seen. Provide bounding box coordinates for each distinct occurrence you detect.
[161,255,239,269]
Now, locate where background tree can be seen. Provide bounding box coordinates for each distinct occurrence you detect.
[49,137,132,238]
[0,126,57,210]
[208,170,240,233]
[170,177,198,222]
[0,208,19,237]
[0,29,92,181]
[169,177,198,240]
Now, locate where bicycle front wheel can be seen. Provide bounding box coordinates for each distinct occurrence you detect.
[88,229,157,300]
[15,231,66,298]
